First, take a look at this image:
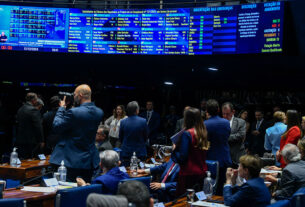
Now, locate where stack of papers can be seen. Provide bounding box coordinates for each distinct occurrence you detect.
[21,186,56,193]
[191,201,228,207]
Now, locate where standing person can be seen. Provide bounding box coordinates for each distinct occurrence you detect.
[277,110,302,168]
[43,96,61,155]
[204,99,231,195]
[119,101,148,166]
[105,105,127,148]
[238,109,250,133]
[140,101,160,144]
[264,111,287,160]
[171,107,209,196]
[50,84,104,183]
[222,102,246,168]
[15,93,44,159]
[247,109,269,156]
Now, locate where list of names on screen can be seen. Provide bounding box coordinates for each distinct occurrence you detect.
[0,1,283,55]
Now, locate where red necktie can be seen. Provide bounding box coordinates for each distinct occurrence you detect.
[161,163,175,183]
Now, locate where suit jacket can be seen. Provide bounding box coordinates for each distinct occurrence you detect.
[50,102,103,169]
[92,167,129,195]
[248,119,269,156]
[16,102,43,145]
[119,115,148,159]
[223,177,271,207]
[87,194,128,207]
[140,111,160,142]
[95,139,113,152]
[275,160,305,200]
[204,116,232,167]
[150,159,180,202]
[150,159,180,191]
[43,109,59,150]
[175,118,184,133]
[229,117,246,165]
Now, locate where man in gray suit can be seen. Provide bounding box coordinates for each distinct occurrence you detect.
[274,144,305,200]
[222,102,246,167]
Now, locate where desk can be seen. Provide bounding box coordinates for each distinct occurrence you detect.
[3,187,55,207]
[0,159,50,181]
[165,196,224,207]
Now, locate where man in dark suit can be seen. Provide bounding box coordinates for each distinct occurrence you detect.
[247,109,269,156]
[95,125,113,152]
[138,158,180,202]
[119,101,148,166]
[273,144,305,200]
[204,99,232,195]
[50,84,104,183]
[140,101,160,144]
[222,102,246,168]
[16,93,44,159]
[43,96,60,154]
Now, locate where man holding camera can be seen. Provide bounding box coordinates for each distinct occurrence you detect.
[50,84,104,183]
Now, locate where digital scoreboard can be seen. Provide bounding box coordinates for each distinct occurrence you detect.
[0,2,284,55]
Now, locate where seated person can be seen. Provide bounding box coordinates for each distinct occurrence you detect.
[87,180,154,207]
[77,150,129,195]
[223,155,271,207]
[138,158,180,202]
[265,144,305,200]
[95,125,113,152]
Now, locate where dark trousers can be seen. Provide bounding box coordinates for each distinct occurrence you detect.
[109,137,121,148]
[15,143,41,159]
[176,174,205,197]
[215,166,227,196]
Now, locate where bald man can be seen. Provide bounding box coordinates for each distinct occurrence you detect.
[50,84,104,182]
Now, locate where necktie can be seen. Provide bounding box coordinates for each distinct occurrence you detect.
[161,163,175,183]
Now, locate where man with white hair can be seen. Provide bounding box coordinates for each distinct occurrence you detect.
[77,150,129,195]
[274,144,305,199]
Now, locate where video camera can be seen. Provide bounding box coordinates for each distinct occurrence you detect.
[58,91,74,109]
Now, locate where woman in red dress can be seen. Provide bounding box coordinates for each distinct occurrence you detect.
[171,107,210,196]
[277,110,302,168]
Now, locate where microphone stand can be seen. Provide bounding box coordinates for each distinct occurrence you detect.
[16,170,54,189]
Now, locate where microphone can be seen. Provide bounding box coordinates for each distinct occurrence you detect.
[16,169,54,189]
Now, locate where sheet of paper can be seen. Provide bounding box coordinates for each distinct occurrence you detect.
[43,178,59,187]
[119,166,127,172]
[21,186,56,193]
[196,191,207,201]
[191,201,228,207]
[58,181,77,187]
[260,169,281,174]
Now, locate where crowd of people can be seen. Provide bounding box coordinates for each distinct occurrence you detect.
[9,84,305,206]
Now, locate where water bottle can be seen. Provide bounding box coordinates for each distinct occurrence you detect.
[203,171,213,199]
[130,152,138,176]
[58,160,67,182]
[10,147,18,167]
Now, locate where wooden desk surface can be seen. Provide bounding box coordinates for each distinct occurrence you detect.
[165,196,224,207]
[0,158,50,180]
[4,186,56,207]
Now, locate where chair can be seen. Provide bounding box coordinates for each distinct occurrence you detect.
[0,198,26,207]
[206,160,219,193]
[266,200,291,207]
[291,187,305,207]
[120,176,151,191]
[55,184,103,207]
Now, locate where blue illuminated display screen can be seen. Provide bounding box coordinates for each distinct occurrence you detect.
[0,2,284,55]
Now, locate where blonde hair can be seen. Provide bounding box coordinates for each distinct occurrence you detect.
[273,111,285,122]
